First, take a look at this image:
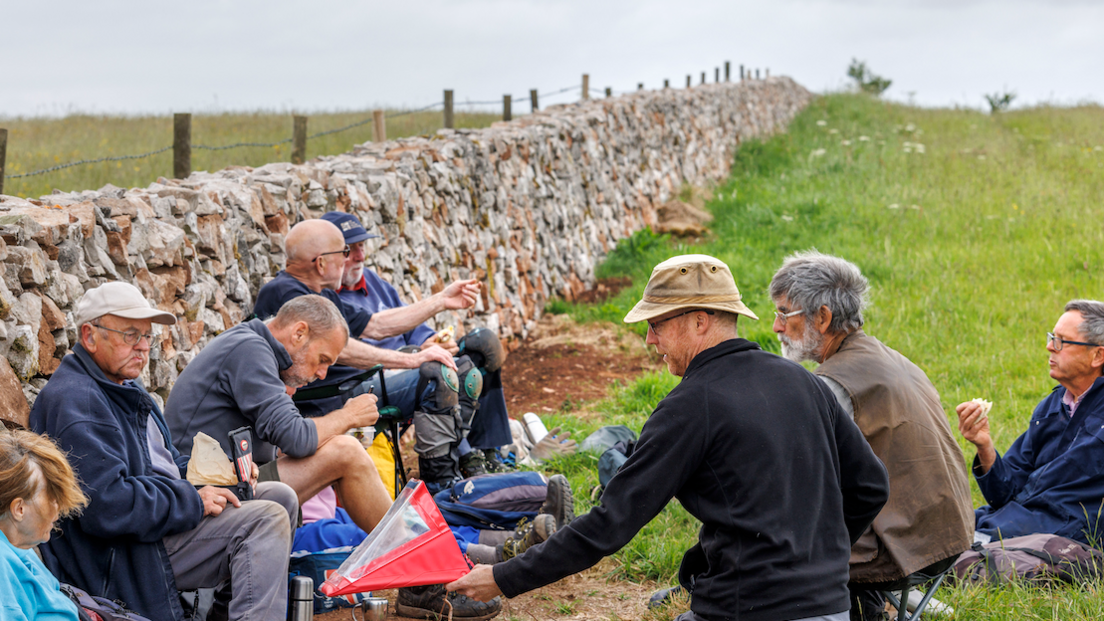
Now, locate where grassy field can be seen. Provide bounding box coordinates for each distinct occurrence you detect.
[539,93,1104,617]
[0,109,500,199]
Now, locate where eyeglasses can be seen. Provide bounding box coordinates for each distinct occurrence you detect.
[774,308,805,326]
[92,324,157,346]
[1046,332,1102,352]
[312,245,351,263]
[648,309,714,333]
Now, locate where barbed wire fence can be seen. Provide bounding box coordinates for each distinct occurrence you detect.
[0,62,755,194]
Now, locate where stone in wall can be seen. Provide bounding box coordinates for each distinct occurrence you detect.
[0,77,813,407]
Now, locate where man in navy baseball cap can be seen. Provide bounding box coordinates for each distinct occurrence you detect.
[328,212,513,483]
[320,211,378,245]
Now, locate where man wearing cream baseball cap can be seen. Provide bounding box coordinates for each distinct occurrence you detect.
[31,281,299,621]
[449,254,890,621]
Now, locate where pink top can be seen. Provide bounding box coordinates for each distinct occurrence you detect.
[1063,388,1088,418]
[301,486,337,523]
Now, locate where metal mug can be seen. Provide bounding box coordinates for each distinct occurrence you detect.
[351,596,389,621]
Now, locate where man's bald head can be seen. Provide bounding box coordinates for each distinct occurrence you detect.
[286,219,346,265]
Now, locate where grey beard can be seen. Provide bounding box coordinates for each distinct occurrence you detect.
[280,346,315,389]
[779,325,822,364]
[341,265,364,289]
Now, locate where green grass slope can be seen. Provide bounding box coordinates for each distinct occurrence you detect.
[541,94,1104,616]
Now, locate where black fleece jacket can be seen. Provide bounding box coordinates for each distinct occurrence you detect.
[494,339,889,621]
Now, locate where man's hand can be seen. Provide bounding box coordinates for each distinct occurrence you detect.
[408,344,457,370]
[955,400,997,473]
[440,279,481,311]
[342,393,380,429]
[422,334,460,356]
[197,486,241,517]
[249,462,260,489]
[445,565,502,602]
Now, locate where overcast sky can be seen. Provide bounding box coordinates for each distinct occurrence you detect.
[3,0,1101,118]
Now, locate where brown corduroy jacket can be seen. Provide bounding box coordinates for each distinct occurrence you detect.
[817,330,974,583]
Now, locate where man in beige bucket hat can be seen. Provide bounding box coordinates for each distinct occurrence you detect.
[449,254,890,621]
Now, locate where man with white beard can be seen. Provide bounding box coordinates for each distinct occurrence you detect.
[769,251,973,621]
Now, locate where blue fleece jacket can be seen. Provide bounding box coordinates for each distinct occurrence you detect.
[29,345,203,621]
[975,376,1104,544]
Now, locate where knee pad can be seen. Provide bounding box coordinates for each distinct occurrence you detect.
[457,327,504,373]
[415,361,459,413]
[455,355,484,401]
[455,355,483,429]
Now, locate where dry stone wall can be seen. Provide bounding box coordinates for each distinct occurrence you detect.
[0,77,813,422]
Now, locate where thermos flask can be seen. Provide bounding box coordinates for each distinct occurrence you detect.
[289,576,313,621]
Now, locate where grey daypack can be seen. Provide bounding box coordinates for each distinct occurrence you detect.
[952,534,1104,585]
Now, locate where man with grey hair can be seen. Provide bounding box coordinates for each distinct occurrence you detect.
[770,250,973,621]
[956,299,1104,545]
[31,281,299,621]
[166,294,394,536]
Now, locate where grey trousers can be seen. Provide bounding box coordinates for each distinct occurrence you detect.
[675,611,849,621]
[163,482,299,621]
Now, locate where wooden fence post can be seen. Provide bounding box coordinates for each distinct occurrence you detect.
[503,95,512,121]
[766,68,770,78]
[0,128,7,196]
[173,113,191,180]
[740,65,745,80]
[755,68,760,80]
[664,79,669,89]
[444,90,454,129]
[725,61,731,82]
[686,75,691,88]
[292,115,307,165]
[701,72,706,85]
[605,87,612,98]
[582,74,589,100]
[637,83,644,91]
[715,67,720,82]
[373,110,386,142]
[530,89,539,112]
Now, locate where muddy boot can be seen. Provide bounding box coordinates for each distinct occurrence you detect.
[540,474,576,529]
[497,514,558,561]
[396,583,502,620]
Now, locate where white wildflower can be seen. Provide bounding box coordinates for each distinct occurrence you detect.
[781,215,794,222]
[828,128,839,135]
[817,120,828,127]
[841,140,852,146]
[978,155,987,160]
[905,123,916,133]
[810,148,827,158]
[1094,146,1102,152]
[915,143,926,154]
[888,204,900,209]
[908,205,921,210]
[858,136,870,142]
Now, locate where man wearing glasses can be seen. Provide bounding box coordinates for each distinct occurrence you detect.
[956,299,1104,545]
[769,251,973,621]
[30,282,299,621]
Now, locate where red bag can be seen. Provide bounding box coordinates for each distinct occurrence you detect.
[320,480,470,596]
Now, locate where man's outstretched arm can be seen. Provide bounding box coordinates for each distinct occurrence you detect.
[361,279,480,340]
[338,337,456,370]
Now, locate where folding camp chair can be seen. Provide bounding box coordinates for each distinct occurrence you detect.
[880,565,952,621]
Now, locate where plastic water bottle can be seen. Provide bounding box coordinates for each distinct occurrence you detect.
[522,412,549,444]
[289,575,313,621]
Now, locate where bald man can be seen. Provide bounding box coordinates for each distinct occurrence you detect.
[251,218,484,492]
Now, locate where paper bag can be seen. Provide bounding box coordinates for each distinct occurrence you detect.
[186,432,238,486]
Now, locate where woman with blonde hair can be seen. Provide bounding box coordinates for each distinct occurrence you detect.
[1,426,89,620]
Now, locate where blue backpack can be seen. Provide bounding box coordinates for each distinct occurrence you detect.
[433,472,548,530]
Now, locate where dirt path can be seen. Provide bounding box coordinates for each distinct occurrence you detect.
[318,294,673,621]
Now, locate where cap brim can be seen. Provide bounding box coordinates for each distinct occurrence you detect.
[623,299,759,324]
[113,308,178,325]
[344,231,379,244]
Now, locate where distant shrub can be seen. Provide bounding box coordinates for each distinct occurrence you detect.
[847,59,892,97]
[984,91,1017,113]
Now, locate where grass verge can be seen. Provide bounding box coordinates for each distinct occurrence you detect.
[539,93,1104,615]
